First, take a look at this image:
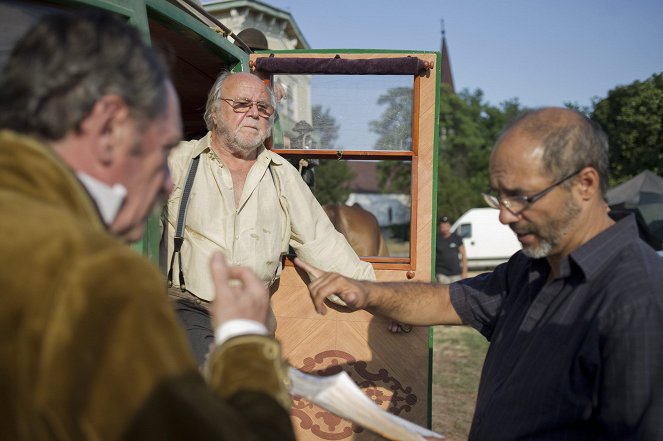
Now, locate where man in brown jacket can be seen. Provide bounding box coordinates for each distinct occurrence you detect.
[0,11,294,440]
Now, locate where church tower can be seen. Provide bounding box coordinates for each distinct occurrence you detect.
[440,20,455,93]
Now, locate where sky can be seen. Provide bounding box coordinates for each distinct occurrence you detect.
[230,0,663,110]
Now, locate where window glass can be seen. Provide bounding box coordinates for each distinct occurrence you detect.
[457,223,472,239]
[272,74,414,151]
[285,158,412,258]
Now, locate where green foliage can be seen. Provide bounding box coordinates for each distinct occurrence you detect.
[370,87,414,150]
[377,160,411,194]
[369,87,414,193]
[314,159,356,205]
[309,105,356,204]
[591,73,663,185]
[367,84,525,220]
[437,84,524,220]
[361,70,662,226]
[563,101,592,116]
[312,105,339,149]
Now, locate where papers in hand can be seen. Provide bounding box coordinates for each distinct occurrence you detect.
[288,367,444,441]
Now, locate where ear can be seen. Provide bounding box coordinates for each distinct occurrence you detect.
[79,94,129,165]
[575,166,600,201]
[210,107,219,129]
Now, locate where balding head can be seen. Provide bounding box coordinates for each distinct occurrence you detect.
[493,107,610,198]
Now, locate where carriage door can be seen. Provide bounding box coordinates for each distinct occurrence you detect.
[250,51,440,440]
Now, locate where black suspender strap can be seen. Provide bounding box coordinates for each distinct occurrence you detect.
[167,155,200,291]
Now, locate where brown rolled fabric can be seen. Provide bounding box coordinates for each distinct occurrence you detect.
[254,56,431,75]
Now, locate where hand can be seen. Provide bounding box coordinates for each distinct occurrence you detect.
[209,252,269,328]
[294,257,369,315]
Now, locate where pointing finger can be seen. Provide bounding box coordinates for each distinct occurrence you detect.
[210,252,230,293]
[293,257,324,280]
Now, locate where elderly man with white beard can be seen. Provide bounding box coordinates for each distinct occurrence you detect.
[162,72,374,365]
[295,107,663,441]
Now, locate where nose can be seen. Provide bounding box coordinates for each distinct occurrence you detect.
[246,102,260,118]
[498,204,520,225]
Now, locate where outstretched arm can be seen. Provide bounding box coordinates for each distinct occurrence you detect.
[294,257,463,326]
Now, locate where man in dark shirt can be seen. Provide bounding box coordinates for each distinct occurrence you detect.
[295,107,663,440]
[435,215,468,283]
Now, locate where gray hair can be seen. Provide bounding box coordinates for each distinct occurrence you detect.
[0,12,170,140]
[203,71,276,132]
[497,108,610,198]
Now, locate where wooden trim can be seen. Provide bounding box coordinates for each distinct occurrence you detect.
[371,262,415,271]
[270,149,413,160]
[412,75,421,156]
[284,255,411,266]
[409,155,419,270]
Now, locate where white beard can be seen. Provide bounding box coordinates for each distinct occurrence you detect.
[218,118,271,156]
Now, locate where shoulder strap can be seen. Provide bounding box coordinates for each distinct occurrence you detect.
[167,155,200,290]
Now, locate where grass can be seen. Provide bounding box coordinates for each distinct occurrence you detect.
[431,325,489,441]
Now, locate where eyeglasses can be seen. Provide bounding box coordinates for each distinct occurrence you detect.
[482,168,583,216]
[220,97,274,118]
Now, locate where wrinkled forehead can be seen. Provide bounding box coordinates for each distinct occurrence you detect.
[223,74,270,100]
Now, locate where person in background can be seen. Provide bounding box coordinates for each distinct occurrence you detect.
[435,215,468,283]
[162,71,375,365]
[295,107,663,440]
[0,12,294,440]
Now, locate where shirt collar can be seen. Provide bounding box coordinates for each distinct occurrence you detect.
[567,215,640,280]
[191,131,213,158]
[257,145,285,166]
[76,172,127,226]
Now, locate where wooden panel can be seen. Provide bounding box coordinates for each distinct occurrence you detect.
[274,271,429,441]
[261,51,438,440]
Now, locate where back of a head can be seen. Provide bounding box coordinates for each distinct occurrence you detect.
[0,11,170,141]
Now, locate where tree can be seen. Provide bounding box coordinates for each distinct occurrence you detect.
[310,105,356,204]
[314,160,356,205]
[366,84,525,220]
[437,84,523,220]
[369,87,414,194]
[370,87,414,151]
[591,73,663,184]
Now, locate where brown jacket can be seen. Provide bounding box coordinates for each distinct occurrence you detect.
[0,130,294,440]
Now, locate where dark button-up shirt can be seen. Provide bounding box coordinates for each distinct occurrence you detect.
[450,217,663,440]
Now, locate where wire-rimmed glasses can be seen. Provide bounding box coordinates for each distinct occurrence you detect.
[220,97,274,118]
[481,168,584,216]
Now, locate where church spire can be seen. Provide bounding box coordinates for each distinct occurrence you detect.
[440,19,455,93]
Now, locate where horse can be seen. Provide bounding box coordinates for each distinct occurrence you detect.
[322,203,389,257]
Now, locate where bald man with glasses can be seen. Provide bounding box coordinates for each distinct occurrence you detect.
[295,107,663,440]
[162,72,374,365]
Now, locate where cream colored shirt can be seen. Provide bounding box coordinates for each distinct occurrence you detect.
[162,132,375,301]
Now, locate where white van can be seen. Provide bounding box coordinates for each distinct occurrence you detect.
[451,208,522,269]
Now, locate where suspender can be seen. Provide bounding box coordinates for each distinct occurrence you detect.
[167,155,200,291]
[167,154,281,292]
